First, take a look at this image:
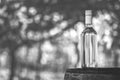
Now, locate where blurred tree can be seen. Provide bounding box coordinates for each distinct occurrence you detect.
[0,0,120,80]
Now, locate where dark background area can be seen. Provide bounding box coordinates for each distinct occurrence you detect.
[0,0,120,80]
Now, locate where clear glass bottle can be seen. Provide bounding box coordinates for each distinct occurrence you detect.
[80,10,97,68]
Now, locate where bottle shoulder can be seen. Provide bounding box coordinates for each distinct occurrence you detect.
[81,27,97,35]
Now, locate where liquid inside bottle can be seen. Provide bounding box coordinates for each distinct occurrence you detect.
[80,10,98,68]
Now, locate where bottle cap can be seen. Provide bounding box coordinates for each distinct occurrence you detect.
[85,10,92,25]
[85,10,92,16]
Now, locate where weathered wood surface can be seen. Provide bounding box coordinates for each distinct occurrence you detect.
[64,68,120,80]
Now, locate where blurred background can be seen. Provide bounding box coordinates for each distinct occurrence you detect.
[0,0,120,80]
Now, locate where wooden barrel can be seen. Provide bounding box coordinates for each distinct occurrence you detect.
[64,68,120,80]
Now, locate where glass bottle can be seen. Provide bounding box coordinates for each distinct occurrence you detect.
[80,10,97,68]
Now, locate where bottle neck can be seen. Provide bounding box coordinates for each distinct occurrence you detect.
[85,15,92,27]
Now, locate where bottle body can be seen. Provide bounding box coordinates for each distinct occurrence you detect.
[80,26,97,68]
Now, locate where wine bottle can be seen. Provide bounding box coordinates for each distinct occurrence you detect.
[80,10,97,68]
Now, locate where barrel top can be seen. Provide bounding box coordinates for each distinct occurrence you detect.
[66,68,120,75]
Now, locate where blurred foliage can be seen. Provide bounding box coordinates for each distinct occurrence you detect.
[0,0,120,80]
